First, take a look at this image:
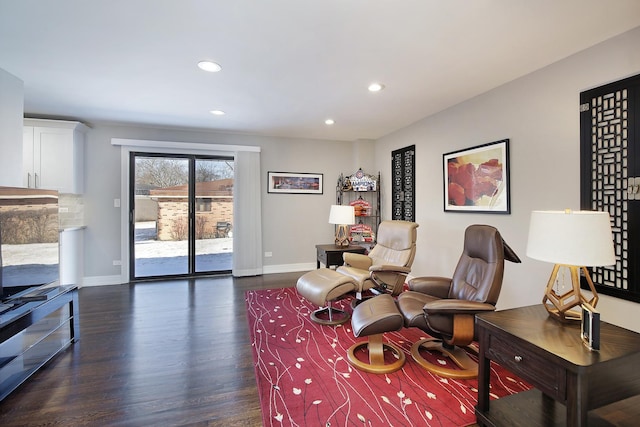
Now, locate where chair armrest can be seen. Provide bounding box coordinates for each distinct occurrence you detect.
[369,266,411,296]
[423,299,496,315]
[369,265,411,274]
[342,253,372,270]
[408,277,452,298]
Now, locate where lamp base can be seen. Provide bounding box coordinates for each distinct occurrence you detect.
[334,224,350,247]
[542,264,598,323]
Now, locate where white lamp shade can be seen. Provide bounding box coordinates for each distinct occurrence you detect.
[328,205,355,225]
[526,210,616,267]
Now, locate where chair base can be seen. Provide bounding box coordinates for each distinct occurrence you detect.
[347,334,406,374]
[410,338,477,379]
[310,305,350,325]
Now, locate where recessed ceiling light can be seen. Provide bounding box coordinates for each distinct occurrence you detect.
[368,82,385,92]
[210,110,225,116]
[325,119,335,125]
[198,61,222,72]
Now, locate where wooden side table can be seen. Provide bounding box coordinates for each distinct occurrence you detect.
[315,244,366,269]
[475,304,640,426]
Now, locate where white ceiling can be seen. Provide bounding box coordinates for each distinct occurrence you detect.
[1,0,640,142]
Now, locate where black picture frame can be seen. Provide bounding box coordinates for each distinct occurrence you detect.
[581,303,600,351]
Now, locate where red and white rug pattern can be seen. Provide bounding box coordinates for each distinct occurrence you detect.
[246,287,530,427]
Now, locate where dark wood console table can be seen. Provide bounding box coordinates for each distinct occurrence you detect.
[315,244,366,269]
[475,304,640,426]
[0,285,79,401]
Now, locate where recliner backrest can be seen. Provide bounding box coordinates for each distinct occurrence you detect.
[369,220,418,267]
[448,225,505,305]
[368,220,418,268]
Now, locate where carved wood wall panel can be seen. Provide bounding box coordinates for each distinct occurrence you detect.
[391,145,415,221]
[580,73,640,303]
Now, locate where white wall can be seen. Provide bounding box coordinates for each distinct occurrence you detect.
[81,123,356,282]
[0,68,23,187]
[6,27,639,331]
[374,26,640,332]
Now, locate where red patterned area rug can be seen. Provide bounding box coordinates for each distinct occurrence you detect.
[246,287,530,427]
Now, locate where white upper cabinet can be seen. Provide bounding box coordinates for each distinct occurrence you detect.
[23,119,88,194]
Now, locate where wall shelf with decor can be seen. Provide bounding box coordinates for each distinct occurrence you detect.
[336,169,380,249]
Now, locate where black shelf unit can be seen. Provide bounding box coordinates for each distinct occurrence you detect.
[336,170,380,248]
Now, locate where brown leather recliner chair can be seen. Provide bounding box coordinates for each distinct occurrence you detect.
[397,224,520,379]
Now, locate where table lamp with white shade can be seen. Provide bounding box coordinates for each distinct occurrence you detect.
[526,210,616,322]
[329,205,355,247]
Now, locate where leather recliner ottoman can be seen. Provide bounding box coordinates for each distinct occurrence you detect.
[347,294,406,374]
[296,268,357,325]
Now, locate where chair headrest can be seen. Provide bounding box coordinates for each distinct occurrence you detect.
[376,220,419,250]
[464,224,520,263]
[502,239,521,263]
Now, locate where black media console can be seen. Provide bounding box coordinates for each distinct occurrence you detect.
[0,285,79,401]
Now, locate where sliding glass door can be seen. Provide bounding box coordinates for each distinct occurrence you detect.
[130,153,234,280]
[194,157,234,273]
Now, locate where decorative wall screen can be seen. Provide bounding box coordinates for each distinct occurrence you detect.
[391,145,415,221]
[580,73,640,303]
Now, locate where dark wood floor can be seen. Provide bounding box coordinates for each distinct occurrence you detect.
[0,272,302,427]
[4,272,640,426]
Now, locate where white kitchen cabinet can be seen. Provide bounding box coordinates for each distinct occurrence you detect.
[23,119,88,194]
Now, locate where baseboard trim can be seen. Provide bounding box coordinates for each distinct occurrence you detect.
[262,263,315,274]
[80,264,315,287]
[82,275,126,287]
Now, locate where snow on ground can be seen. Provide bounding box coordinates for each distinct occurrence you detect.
[1,243,60,266]
[134,237,233,258]
[134,221,232,258]
[2,222,233,281]
[3,221,233,265]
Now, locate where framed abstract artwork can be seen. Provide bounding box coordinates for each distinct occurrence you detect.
[443,139,510,214]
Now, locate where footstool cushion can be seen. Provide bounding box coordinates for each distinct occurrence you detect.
[351,294,404,337]
[347,294,406,374]
[296,268,356,307]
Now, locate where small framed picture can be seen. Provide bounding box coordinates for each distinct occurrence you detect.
[581,303,600,351]
[267,172,323,194]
